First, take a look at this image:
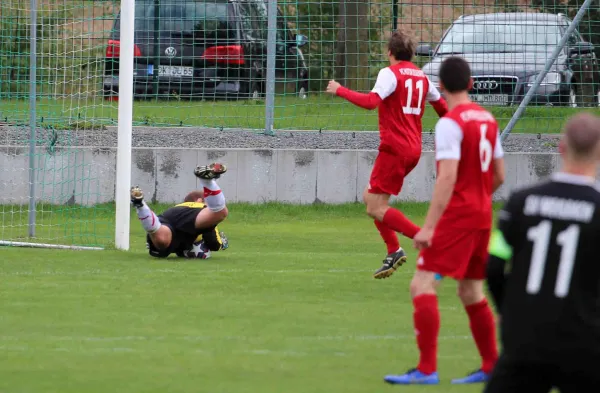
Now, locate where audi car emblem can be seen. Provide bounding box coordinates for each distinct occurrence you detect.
[165,47,177,58]
[474,80,499,90]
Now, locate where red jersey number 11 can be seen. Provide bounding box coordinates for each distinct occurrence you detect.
[402,78,424,115]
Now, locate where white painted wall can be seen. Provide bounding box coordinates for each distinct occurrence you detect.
[0,147,561,205]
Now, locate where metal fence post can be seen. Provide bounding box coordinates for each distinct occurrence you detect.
[264,0,277,136]
[28,0,38,238]
[392,0,398,31]
[500,0,594,142]
[153,0,160,100]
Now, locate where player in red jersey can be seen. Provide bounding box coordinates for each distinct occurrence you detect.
[325,30,448,279]
[384,57,506,385]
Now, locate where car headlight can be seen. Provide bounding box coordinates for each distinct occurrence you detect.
[527,72,561,86]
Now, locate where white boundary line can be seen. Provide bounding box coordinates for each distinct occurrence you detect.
[0,240,103,251]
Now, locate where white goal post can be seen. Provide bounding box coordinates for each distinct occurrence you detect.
[115,0,135,251]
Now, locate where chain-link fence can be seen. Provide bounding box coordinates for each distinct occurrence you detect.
[1,0,598,134]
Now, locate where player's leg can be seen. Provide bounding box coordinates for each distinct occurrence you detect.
[364,190,405,278]
[131,186,173,250]
[452,229,498,384]
[452,279,498,383]
[193,163,229,230]
[384,227,475,384]
[483,354,553,393]
[384,269,440,384]
[365,152,420,279]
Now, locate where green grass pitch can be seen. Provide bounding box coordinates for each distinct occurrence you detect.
[2,203,498,393]
[1,96,593,133]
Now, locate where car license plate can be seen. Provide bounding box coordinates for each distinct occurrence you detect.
[158,66,194,77]
[469,94,509,106]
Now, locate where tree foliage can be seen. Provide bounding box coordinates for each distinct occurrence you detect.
[530,0,600,55]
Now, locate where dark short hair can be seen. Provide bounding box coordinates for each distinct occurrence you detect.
[439,56,471,93]
[184,190,204,203]
[388,29,416,61]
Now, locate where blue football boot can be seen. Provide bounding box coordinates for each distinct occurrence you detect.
[384,368,440,385]
[451,369,490,384]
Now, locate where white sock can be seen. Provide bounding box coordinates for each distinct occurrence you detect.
[136,202,162,233]
[200,179,226,212]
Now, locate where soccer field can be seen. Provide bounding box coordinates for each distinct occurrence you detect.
[2,203,494,393]
[0,96,583,133]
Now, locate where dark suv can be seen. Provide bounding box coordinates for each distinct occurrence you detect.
[417,13,600,107]
[103,0,309,100]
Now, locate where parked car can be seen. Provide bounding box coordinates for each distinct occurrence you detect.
[417,13,600,107]
[103,0,309,100]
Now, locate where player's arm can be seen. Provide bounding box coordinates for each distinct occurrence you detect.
[326,68,396,110]
[486,194,519,312]
[492,133,506,192]
[425,77,448,118]
[421,118,461,231]
[486,229,512,312]
[201,226,228,252]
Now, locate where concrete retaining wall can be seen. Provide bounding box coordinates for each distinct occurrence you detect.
[0,146,561,205]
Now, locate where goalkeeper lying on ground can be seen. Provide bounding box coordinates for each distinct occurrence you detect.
[130,163,229,259]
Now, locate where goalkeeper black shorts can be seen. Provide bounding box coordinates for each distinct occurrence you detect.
[147,204,204,258]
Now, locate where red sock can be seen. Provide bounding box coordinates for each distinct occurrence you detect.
[374,220,400,254]
[465,299,498,373]
[413,294,440,375]
[382,208,420,239]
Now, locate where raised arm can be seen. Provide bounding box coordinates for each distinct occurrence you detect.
[325,67,397,110]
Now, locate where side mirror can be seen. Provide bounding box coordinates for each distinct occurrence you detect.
[416,44,433,57]
[569,41,594,56]
[293,34,308,47]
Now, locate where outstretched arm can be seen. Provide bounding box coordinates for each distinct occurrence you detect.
[425,78,448,118]
[335,86,382,110]
[325,68,396,110]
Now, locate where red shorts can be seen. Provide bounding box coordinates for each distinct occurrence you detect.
[368,151,420,195]
[417,226,491,280]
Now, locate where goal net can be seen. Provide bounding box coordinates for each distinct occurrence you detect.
[0,0,119,249]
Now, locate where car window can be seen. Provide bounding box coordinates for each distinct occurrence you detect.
[437,21,562,54]
[117,1,237,39]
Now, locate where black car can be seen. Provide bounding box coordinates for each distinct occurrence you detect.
[103,0,309,100]
[417,13,600,107]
